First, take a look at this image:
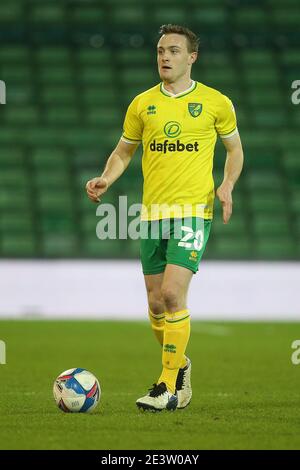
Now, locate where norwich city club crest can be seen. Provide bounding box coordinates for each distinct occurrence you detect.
[188,103,202,118]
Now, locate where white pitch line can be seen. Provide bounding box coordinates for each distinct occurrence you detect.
[137,321,232,336]
[192,324,233,336]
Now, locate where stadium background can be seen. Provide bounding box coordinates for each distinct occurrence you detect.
[0,0,299,319]
[0,0,300,261]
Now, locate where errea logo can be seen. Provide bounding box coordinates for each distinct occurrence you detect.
[164,344,176,354]
[147,105,156,115]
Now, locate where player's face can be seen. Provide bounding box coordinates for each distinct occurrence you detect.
[157,34,196,83]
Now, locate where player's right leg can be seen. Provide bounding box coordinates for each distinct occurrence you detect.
[157,263,193,406]
[136,274,179,411]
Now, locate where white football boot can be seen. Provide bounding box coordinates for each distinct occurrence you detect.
[176,357,192,409]
[136,382,178,412]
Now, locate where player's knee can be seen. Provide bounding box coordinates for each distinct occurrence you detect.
[148,293,165,315]
[161,286,181,311]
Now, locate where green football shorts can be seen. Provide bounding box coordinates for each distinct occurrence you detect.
[140,217,212,275]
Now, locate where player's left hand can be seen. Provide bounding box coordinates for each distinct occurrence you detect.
[216,180,233,224]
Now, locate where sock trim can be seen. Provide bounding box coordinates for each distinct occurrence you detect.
[165,309,189,323]
[149,310,165,321]
[166,315,190,324]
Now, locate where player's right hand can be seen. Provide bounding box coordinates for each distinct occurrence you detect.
[85,177,108,203]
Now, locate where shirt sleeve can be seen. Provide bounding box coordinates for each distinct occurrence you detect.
[121,96,143,144]
[215,94,238,138]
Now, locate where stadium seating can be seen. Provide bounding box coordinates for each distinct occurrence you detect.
[0,0,299,259]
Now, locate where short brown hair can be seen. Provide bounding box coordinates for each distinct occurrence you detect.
[158,24,200,54]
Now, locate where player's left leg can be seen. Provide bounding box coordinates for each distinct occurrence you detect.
[154,218,212,409]
[136,264,192,412]
[158,264,193,396]
[137,218,211,411]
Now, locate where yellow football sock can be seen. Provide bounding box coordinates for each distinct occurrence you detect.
[158,309,190,394]
[148,309,187,368]
[148,309,165,346]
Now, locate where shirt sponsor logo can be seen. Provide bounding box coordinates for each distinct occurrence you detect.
[149,139,199,153]
[164,121,181,138]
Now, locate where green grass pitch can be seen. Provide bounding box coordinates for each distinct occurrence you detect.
[0,320,300,450]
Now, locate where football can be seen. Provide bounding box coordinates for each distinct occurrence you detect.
[53,368,101,413]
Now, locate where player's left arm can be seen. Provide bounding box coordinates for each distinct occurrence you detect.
[216,131,244,224]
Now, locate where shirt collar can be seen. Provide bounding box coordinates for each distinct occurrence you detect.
[161,80,196,98]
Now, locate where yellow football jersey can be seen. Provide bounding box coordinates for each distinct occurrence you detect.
[122,80,237,221]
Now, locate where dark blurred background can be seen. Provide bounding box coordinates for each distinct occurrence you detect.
[0,0,299,260]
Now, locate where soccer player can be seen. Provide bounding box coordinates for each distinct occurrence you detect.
[86,24,244,412]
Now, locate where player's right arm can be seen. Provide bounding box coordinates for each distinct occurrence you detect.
[85,138,139,203]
